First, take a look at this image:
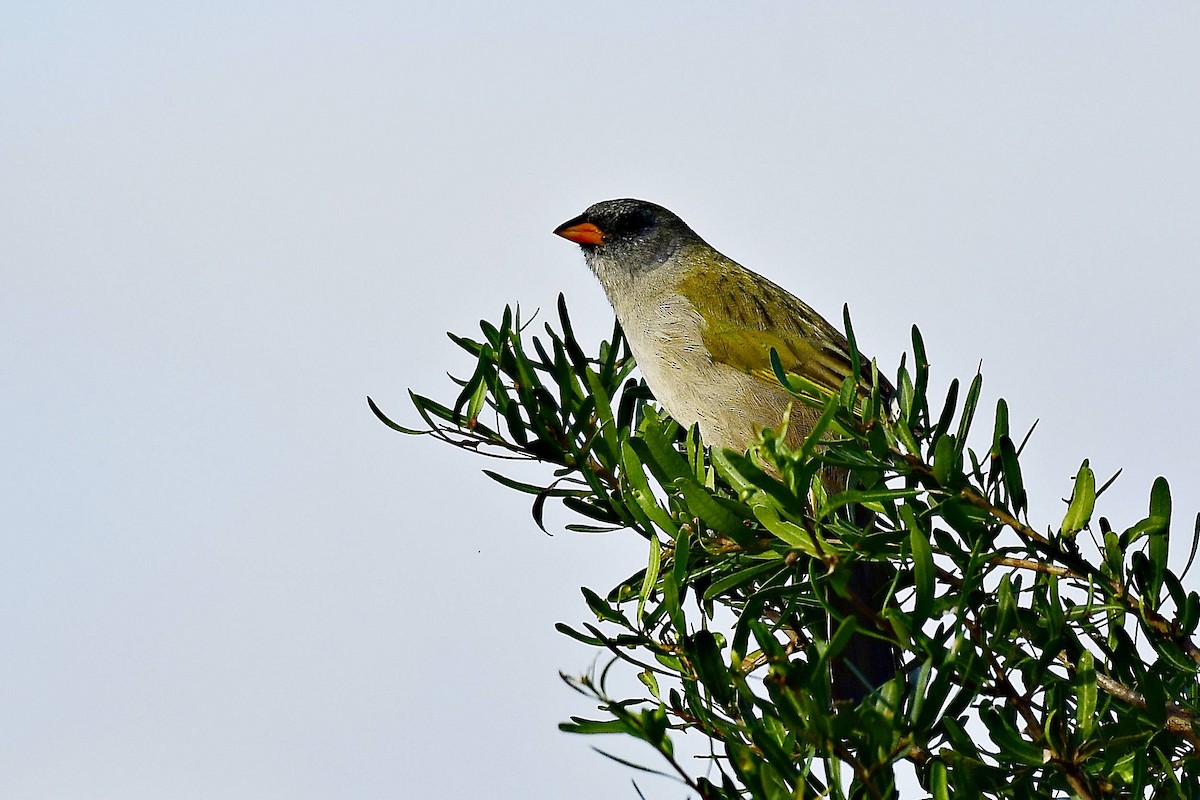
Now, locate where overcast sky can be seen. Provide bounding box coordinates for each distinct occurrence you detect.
[3,4,1199,798]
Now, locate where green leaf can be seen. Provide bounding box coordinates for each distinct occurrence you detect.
[676,479,755,544]
[995,573,1016,638]
[929,758,949,800]
[892,412,922,458]
[932,434,958,487]
[1164,569,1188,621]
[501,401,529,447]
[797,391,842,462]
[1122,476,1172,547]
[673,523,691,586]
[1149,475,1171,521]
[637,536,662,621]
[897,361,915,423]
[453,349,492,425]
[583,366,619,458]
[910,524,934,623]
[1075,650,1097,739]
[690,630,734,707]
[711,449,807,517]
[1150,636,1196,674]
[631,415,691,486]
[819,616,858,669]
[953,373,983,464]
[562,496,621,526]
[556,293,589,373]
[910,325,931,424]
[843,304,861,391]
[554,622,605,646]
[747,495,828,556]
[1141,668,1168,726]
[941,716,982,760]
[990,398,1009,460]
[1147,477,1171,606]
[637,669,660,699]
[768,347,800,395]
[366,395,427,435]
[906,656,934,725]
[821,486,923,519]
[661,564,685,638]
[559,717,632,735]
[1061,459,1096,538]
[979,705,1046,766]
[620,440,679,537]
[446,331,485,357]
[591,746,677,779]
[1183,513,1200,578]
[481,469,552,495]
[932,378,960,442]
[1103,528,1124,581]
[703,561,783,600]
[997,435,1027,516]
[582,587,630,626]
[1182,591,1200,636]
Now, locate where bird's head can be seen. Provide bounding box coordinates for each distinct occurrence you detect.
[554,199,700,282]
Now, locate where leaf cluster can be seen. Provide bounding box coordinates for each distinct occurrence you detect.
[372,296,1200,799]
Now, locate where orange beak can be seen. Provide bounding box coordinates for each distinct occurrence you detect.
[553,219,604,246]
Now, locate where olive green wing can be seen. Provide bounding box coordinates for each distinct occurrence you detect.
[679,261,890,398]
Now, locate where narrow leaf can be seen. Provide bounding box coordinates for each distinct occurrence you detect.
[676,479,754,543]
[1183,513,1200,578]
[1075,650,1097,739]
[997,435,1027,516]
[1061,459,1096,538]
[636,536,662,621]
[1147,477,1171,605]
[932,378,960,442]
[367,395,426,435]
[910,525,934,622]
[620,441,679,537]
[953,373,983,462]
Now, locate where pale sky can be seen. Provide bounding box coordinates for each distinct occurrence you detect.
[3,4,1199,798]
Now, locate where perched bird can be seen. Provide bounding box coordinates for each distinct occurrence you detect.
[554,198,895,701]
[553,199,887,456]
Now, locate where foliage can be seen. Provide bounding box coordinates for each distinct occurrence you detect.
[371,296,1200,799]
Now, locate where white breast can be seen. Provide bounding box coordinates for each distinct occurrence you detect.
[597,265,796,453]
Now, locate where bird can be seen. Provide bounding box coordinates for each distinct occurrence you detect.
[554,198,896,702]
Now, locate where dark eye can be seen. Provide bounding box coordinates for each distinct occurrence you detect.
[610,207,655,239]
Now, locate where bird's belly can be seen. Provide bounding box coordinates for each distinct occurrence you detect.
[621,316,797,453]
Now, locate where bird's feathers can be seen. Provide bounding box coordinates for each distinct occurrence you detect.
[677,258,887,400]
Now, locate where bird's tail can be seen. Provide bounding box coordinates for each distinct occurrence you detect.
[828,560,899,704]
